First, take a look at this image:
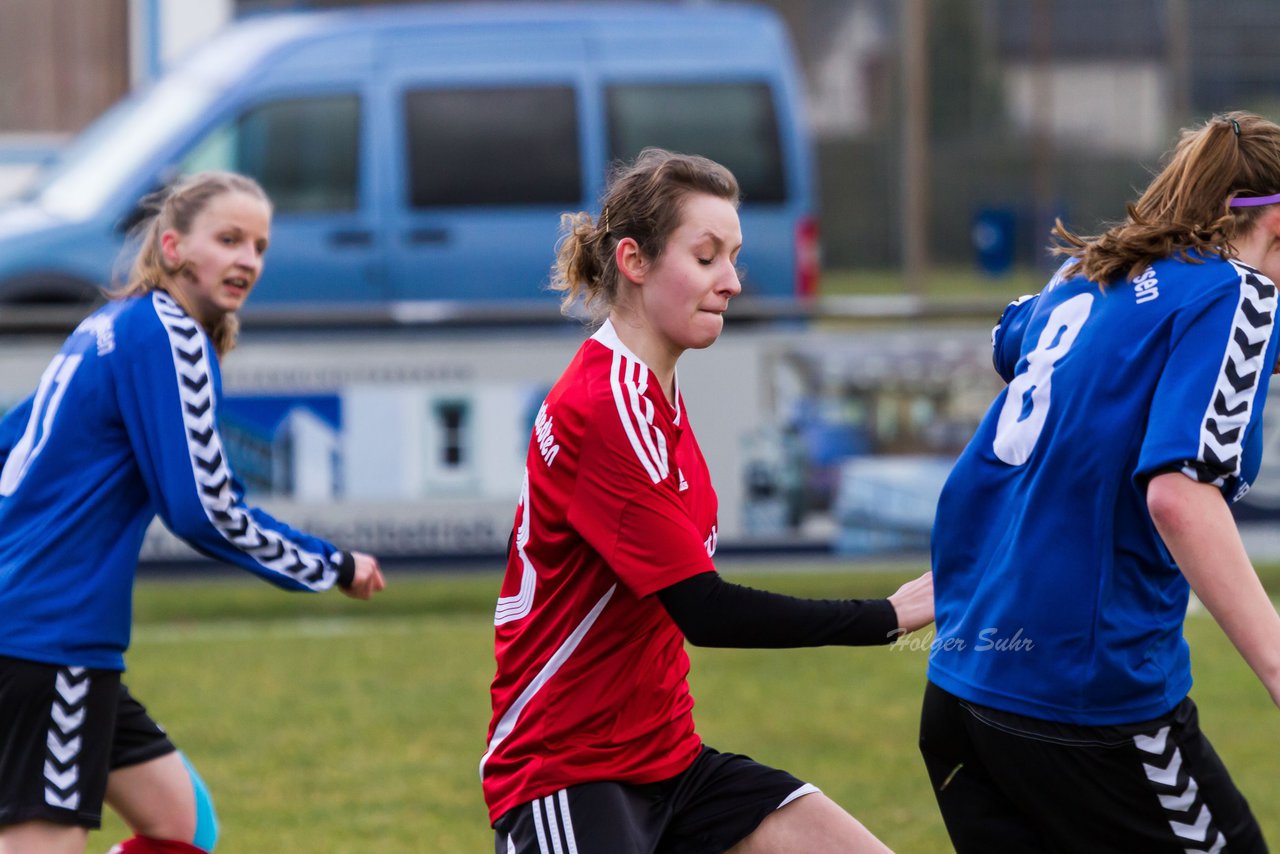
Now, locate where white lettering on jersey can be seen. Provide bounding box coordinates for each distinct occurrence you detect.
[1133,266,1160,304]
[704,525,718,557]
[678,468,688,492]
[534,403,560,468]
[1043,259,1074,293]
[75,314,116,356]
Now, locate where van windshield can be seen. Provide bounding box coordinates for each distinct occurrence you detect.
[28,76,216,222]
[25,14,318,223]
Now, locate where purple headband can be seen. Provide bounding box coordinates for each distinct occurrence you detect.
[1230,193,1280,207]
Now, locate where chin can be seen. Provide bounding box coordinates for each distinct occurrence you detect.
[688,320,724,349]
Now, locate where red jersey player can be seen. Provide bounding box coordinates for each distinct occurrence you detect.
[482,149,934,853]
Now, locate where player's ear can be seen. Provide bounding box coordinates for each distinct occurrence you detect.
[616,237,648,285]
[160,229,184,268]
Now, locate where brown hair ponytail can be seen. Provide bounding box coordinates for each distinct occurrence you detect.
[1053,112,1280,285]
[551,148,739,318]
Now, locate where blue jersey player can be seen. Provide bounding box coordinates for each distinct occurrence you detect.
[0,172,385,854]
[922,112,1280,852]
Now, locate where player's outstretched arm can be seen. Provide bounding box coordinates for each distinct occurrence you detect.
[657,570,926,649]
[1147,471,1280,709]
[340,551,386,600]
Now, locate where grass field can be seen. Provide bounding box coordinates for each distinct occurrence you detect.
[85,561,1280,853]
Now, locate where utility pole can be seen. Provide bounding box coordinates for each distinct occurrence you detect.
[1029,0,1054,268]
[1166,0,1191,134]
[900,0,929,295]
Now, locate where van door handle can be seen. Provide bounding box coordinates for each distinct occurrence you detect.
[405,228,450,245]
[329,229,373,247]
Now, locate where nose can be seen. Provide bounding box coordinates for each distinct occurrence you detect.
[236,244,262,273]
[718,261,742,297]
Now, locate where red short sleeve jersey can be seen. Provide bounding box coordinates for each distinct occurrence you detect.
[481,320,719,822]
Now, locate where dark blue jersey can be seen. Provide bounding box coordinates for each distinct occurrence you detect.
[929,254,1280,725]
[0,293,349,670]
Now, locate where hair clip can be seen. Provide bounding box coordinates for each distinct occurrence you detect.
[602,206,611,233]
[1231,118,1241,136]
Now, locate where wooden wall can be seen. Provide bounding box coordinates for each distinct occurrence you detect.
[0,0,130,132]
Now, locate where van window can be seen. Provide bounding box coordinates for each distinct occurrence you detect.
[405,86,580,207]
[607,83,786,203]
[179,94,360,212]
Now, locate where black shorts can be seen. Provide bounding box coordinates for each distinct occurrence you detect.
[919,681,1266,853]
[493,745,819,854]
[0,655,176,830]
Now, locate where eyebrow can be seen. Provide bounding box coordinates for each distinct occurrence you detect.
[693,231,742,250]
[695,230,722,242]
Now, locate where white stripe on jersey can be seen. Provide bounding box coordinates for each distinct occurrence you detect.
[593,319,674,482]
[495,468,536,625]
[627,358,670,478]
[608,350,669,484]
[151,292,336,590]
[480,584,618,777]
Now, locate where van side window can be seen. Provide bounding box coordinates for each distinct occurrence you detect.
[180,95,360,213]
[404,87,580,207]
[607,83,785,204]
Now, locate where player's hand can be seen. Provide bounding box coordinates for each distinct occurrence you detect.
[888,571,934,634]
[342,551,386,600]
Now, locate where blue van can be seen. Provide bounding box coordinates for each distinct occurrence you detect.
[0,2,817,314]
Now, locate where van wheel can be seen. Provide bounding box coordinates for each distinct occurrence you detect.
[0,273,101,305]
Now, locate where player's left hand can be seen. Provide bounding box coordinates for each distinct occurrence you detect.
[888,571,934,633]
[342,551,386,600]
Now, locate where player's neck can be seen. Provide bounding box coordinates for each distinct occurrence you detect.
[1233,213,1280,282]
[607,311,680,404]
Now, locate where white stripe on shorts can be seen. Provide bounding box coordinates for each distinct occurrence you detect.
[531,797,550,854]
[778,782,821,810]
[542,795,565,854]
[558,789,579,854]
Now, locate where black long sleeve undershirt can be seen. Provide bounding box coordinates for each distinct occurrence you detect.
[656,571,900,649]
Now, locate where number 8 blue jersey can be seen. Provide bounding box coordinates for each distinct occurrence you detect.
[0,293,352,670]
[929,253,1280,725]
